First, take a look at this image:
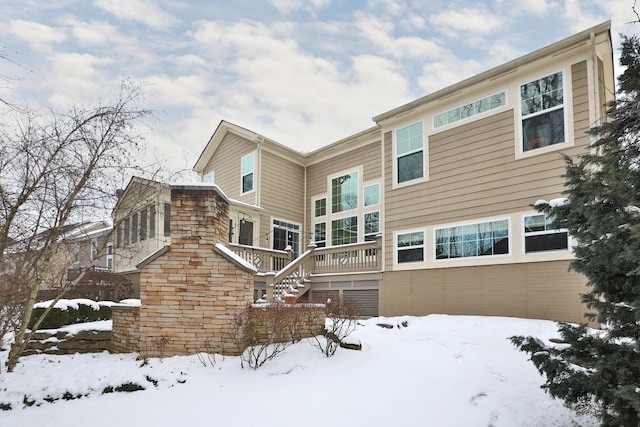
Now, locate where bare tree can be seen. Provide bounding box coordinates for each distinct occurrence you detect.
[0,80,155,372]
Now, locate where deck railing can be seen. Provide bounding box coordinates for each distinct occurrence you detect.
[232,236,382,301]
[228,243,290,273]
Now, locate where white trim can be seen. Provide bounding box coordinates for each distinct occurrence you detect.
[433,216,512,263]
[515,68,573,159]
[240,152,256,195]
[521,212,570,255]
[392,120,428,189]
[432,89,508,131]
[393,228,427,268]
[363,181,381,208]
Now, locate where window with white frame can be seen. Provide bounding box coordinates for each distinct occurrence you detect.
[314,223,326,247]
[364,183,380,207]
[520,71,565,152]
[396,122,424,184]
[524,214,569,253]
[396,231,425,263]
[106,243,113,270]
[331,172,358,213]
[364,211,380,241]
[332,216,357,246]
[433,91,506,129]
[435,219,509,260]
[315,198,327,217]
[241,153,254,193]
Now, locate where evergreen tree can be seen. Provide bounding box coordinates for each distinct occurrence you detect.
[511,35,640,426]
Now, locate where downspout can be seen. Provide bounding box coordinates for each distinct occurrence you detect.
[303,162,307,246]
[256,137,263,246]
[590,31,600,128]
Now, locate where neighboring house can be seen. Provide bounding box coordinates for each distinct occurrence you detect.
[66,222,113,274]
[3,221,112,291]
[186,22,614,323]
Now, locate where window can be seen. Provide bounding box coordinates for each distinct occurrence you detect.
[332,217,357,246]
[364,211,380,241]
[116,226,122,248]
[164,203,171,237]
[241,153,254,193]
[140,207,147,241]
[273,219,300,258]
[520,71,565,152]
[396,122,424,184]
[204,172,214,183]
[524,214,568,253]
[434,91,506,129]
[396,231,424,263]
[315,198,326,217]
[435,219,509,260]
[123,218,130,246]
[106,243,113,270]
[364,183,380,207]
[131,213,138,244]
[149,204,156,238]
[331,172,358,213]
[314,223,326,247]
[239,220,253,245]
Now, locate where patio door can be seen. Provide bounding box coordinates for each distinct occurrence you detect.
[272,219,300,258]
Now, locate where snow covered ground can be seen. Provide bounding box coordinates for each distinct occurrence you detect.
[0,315,597,427]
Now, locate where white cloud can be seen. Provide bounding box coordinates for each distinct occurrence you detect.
[354,13,446,58]
[63,18,124,47]
[269,0,332,14]
[143,74,210,108]
[6,19,66,53]
[494,0,555,17]
[93,0,179,29]
[428,8,504,37]
[188,19,412,151]
[47,52,114,107]
[366,0,407,17]
[417,56,484,94]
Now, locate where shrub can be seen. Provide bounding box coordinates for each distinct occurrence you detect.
[28,299,112,329]
[310,297,362,357]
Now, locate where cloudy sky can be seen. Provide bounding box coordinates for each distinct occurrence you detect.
[0,0,637,173]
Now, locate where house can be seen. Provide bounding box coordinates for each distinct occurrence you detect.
[187,21,614,323]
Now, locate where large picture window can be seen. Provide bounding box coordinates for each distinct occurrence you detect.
[435,219,509,260]
[520,71,565,152]
[396,231,424,263]
[524,214,568,253]
[332,217,357,246]
[396,122,424,184]
[331,172,358,213]
[241,153,254,193]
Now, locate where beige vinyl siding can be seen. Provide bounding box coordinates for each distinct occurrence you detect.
[258,149,305,246]
[306,139,382,196]
[383,61,590,269]
[380,261,591,324]
[203,132,256,203]
[305,140,382,240]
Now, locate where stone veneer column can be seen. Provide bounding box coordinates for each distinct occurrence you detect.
[138,185,254,357]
